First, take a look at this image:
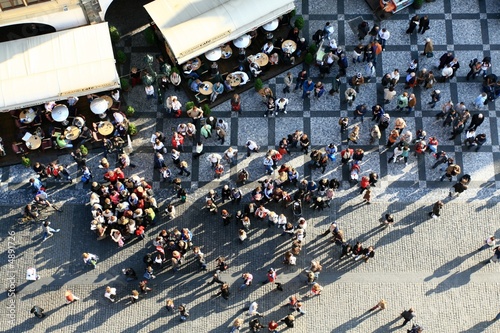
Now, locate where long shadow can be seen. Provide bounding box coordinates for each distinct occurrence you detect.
[458,319,496,333]
[424,251,476,282]
[330,310,384,332]
[425,261,484,295]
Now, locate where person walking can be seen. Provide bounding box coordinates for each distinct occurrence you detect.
[214,283,230,300]
[30,305,45,318]
[428,201,444,219]
[468,113,484,131]
[239,272,253,291]
[42,221,60,242]
[178,161,191,177]
[283,72,293,94]
[357,20,370,40]
[104,286,117,302]
[369,299,387,312]
[294,70,307,91]
[440,163,461,182]
[478,236,496,252]
[428,89,441,108]
[65,290,80,305]
[486,246,500,264]
[400,308,416,326]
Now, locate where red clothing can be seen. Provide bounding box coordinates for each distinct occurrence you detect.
[104,171,118,183]
[268,321,279,330]
[360,176,370,189]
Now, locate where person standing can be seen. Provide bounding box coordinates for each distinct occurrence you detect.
[276,97,289,115]
[284,72,293,94]
[440,163,461,182]
[378,28,390,51]
[357,21,370,40]
[369,299,387,312]
[178,161,191,177]
[486,246,500,264]
[104,286,117,302]
[294,70,308,91]
[406,15,419,34]
[428,89,441,108]
[400,308,416,326]
[239,272,253,291]
[302,78,315,99]
[178,304,189,322]
[231,94,242,115]
[30,305,45,318]
[418,15,430,34]
[428,201,444,219]
[353,104,368,122]
[478,236,497,251]
[468,113,484,131]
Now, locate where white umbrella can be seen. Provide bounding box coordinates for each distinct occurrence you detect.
[233,35,251,48]
[262,19,279,31]
[205,47,222,61]
[113,112,124,124]
[90,98,108,115]
[51,104,69,122]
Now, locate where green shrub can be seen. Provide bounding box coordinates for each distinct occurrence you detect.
[308,44,318,54]
[116,50,127,64]
[290,9,296,18]
[202,104,211,117]
[185,101,195,111]
[172,66,180,74]
[294,16,305,30]
[80,145,88,156]
[126,106,135,117]
[109,26,120,44]
[143,27,156,45]
[413,0,424,8]
[128,123,138,136]
[305,53,314,65]
[254,78,264,91]
[21,156,30,167]
[120,78,130,91]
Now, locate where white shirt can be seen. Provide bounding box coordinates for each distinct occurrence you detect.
[441,66,453,77]
[248,302,259,315]
[207,153,222,163]
[390,71,400,81]
[224,148,237,158]
[145,85,155,95]
[378,30,390,40]
[104,288,116,300]
[277,98,289,110]
[246,140,258,150]
[263,157,273,166]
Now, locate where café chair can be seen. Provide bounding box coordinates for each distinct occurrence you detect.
[111,101,121,111]
[10,110,20,119]
[15,119,27,129]
[41,138,53,152]
[11,142,26,154]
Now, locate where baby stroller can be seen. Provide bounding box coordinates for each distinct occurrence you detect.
[292,200,302,221]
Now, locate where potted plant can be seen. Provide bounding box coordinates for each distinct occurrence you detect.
[202,104,211,117]
[185,101,195,111]
[254,78,264,92]
[413,0,424,9]
[128,123,138,136]
[308,44,318,55]
[144,27,156,45]
[80,145,88,156]
[294,15,305,30]
[125,106,135,117]
[21,156,30,168]
[172,66,180,74]
[305,53,314,65]
[120,78,130,91]
[109,26,120,44]
[116,50,127,64]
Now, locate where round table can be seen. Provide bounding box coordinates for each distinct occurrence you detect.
[205,47,222,61]
[26,135,41,150]
[221,45,232,59]
[233,35,251,48]
[64,126,81,141]
[282,40,297,54]
[227,74,242,87]
[51,104,69,122]
[20,109,36,124]
[101,95,114,109]
[262,19,279,32]
[198,81,213,95]
[97,121,115,136]
[254,53,269,67]
[184,58,201,71]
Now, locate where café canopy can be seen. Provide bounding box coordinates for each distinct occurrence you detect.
[0,22,120,112]
[144,0,295,65]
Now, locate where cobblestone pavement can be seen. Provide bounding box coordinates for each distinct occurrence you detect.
[2,0,500,332]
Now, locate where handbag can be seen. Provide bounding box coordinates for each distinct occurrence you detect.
[426,52,434,58]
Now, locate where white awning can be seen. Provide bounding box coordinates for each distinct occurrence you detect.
[144,0,295,65]
[0,22,120,112]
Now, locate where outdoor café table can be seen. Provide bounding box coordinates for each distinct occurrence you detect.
[198,81,213,95]
[26,135,41,150]
[254,53,269,67]
[282,40,297,54]
[101,95,113,109]
[227,73,242,87]
[20,108,36,124]
[184,57,201,71]
[97,121,114,136]
[221,45,233,59]
[64,126,81,141]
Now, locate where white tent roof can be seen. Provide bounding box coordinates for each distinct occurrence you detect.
[145,0,295,64]
[0,22,120,112]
